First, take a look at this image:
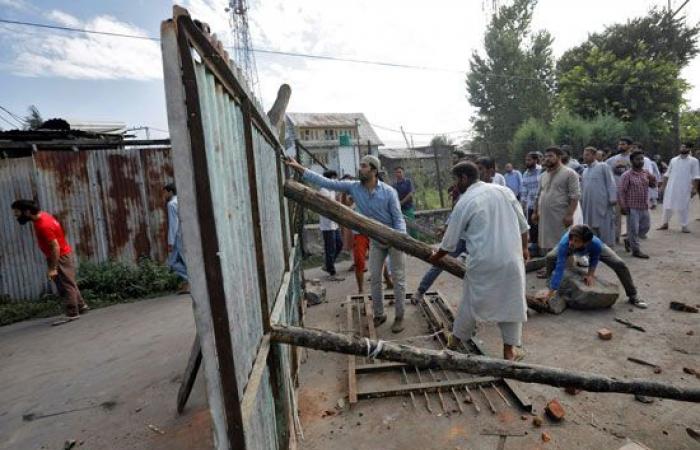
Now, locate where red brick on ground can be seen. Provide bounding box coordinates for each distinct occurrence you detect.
[545,399,565,421]
[598,328,613,340]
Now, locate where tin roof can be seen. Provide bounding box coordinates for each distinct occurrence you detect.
[287,112,383,146]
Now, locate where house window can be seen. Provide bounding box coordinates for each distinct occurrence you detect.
[324,129,337,140]
[302,129,311,140]
[311,150,329,165]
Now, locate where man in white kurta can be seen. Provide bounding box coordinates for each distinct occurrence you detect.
[429,162,529,360]
[658,145,700,233]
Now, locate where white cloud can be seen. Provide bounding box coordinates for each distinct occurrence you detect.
[0,11,162,80]
[45,10,82,28]
[0,0,30,10]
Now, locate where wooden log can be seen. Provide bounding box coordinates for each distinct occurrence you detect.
[269,324,700,403]
[176,336,202,414]
[284,180,466,277]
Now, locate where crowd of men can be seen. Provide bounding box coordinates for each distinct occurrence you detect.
[285,137,700,360]
[10,137,699,352]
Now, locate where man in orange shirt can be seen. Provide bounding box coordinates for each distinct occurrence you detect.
[12,199,88,319]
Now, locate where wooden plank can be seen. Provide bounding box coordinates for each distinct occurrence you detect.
[363,295,377,340]
[347,302,358,404]
[240,335,271,423]
[358,377,499,399]
[176,336,202,414]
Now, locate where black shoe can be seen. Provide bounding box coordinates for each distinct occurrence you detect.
[632,251,649,259]
[624,239,631,252]
[373,313,387,327]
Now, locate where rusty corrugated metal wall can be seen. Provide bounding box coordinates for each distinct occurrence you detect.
[0,147,174,301]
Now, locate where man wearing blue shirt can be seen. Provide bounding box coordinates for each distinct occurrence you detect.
[286,155,408,332]
[504,163,523,200]
[544,224,646,308]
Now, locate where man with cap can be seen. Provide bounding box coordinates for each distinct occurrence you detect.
[286,155,408,333]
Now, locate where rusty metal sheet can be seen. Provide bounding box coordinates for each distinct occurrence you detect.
[0,147,173,301]
[0,157,46,300]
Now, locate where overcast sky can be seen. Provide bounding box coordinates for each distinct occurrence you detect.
[0,0,699,147]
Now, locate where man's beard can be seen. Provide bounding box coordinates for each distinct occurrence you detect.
[16,216,30,225]
[680,150,690,155]
[358,172,369,182]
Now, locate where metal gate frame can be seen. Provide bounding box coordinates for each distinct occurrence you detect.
[162,7,300,449]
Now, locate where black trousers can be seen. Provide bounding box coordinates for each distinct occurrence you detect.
[322,229,344,275]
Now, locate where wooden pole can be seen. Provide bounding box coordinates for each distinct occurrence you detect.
[284,179,544,273]
[270,324,700,403]
[283,179,466,277]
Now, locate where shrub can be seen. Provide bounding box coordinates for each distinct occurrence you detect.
[511,118,552,166]
[551,112,591,155]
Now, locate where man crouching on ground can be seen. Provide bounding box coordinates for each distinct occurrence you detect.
[12,199,88,319]
[428,162,529,360]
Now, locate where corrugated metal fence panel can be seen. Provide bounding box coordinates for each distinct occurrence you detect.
[194,62,264,397]
[140,147,174,263]
[0,157,46,300]
[0,148,173,301]
[33,151,100,263]
[252,128,287,313]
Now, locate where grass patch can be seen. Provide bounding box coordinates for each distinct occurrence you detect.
[0,258,181,327]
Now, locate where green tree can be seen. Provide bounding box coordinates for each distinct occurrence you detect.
[511,118,552,166]
[550,112,590,153]
[587,114,626,150]
[467,0,555,164]
[680,109,700,148]
[23,105,43,130]
[557,8,699,150]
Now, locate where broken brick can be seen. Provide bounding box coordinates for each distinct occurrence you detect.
[542,431,551,442]
[565,387,581,395]
[545,399,565,421]
[687,330,695,336]
[597,328,613,340]
[521,415,528,420]
[533,416,543,427]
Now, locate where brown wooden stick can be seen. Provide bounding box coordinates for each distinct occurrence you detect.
[270,324,700,403]
[284,179,465,275]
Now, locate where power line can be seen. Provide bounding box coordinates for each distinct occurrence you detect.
[370,122,469,136]
[0,17,689,88]
[0,18,159,41]
[0,105,25,126]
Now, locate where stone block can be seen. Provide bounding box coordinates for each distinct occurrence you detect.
[559,268,619,310]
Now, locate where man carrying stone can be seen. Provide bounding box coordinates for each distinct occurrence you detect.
[429,162,529,360]
[619,151,655,258]
[581,146,617,246]
[544,225,647,309]
[658,144,700,233]
[285,155,407,333]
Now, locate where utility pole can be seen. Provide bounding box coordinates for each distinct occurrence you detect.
[432,141,445,208]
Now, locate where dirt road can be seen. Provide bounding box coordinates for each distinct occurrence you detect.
[0,294,211,450]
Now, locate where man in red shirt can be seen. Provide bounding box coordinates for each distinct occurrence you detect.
[12,199,88,319]
[619,151,656,259]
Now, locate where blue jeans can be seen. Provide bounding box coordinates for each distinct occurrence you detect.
[322,229,343,275]
[167,243,189,282]
[417,239,467,294]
